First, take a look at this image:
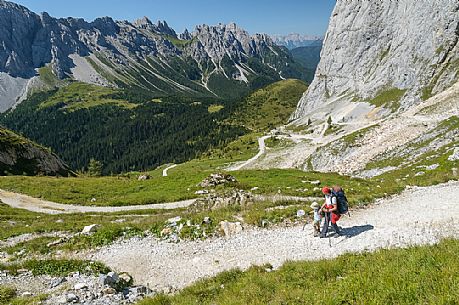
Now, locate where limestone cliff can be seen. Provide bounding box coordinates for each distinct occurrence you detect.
[292,0,459,124]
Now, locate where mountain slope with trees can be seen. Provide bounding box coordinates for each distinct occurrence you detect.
[0,126,72,176]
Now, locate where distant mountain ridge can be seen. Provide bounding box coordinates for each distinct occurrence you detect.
[271,33,323,50]
[0,0,305,112]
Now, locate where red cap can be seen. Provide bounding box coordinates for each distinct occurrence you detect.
[322,187,331,194]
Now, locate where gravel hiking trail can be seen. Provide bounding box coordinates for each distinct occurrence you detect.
[0,189,195,214]
[0,189,319,215]
[227,135,271,171]
[91,181,459,291]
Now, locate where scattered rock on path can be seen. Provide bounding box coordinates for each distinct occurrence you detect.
[195,190,209,195]
[102,287,117,295]
[74,282,88,290]
[66,293,79,303]
[82,224,100,234]
[167,216,182,224]
[219,221,243,237]
[50,277,67,289]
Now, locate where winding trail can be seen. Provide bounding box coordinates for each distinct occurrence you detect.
[92,181,459,291]
[228,135,271,171]
[0,189,320,215]
[0,189,195,214]
[162,164,177,177]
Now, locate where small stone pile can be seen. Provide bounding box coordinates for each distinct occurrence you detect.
[199,173,237,188]
[191,190,254,212]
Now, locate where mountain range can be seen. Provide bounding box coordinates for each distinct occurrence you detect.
[0,0,308,112]
[271,33,323,50]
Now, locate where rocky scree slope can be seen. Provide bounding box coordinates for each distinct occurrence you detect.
[0,0,304,111]
[0,126,72,176]
[292,0,459,124]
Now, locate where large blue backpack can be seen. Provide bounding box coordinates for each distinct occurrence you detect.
[331,186,349,215]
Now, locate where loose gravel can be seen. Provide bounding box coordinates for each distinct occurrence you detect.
[92,181,459,291]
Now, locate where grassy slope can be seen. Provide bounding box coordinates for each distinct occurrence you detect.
[0,116,457,207]
[0,152,377,207]
[38,82,138,111]
[230,79,308,132]
[0,127,48,151]
[139,239,459,305]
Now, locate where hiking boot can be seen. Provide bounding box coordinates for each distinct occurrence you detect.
[331,223,341,235]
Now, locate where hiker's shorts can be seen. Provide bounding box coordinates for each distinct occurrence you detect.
[331,213,341,224]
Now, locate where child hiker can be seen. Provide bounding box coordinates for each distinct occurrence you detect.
[310,202,321,237]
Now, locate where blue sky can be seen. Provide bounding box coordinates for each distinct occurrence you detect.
[12,0,336,36]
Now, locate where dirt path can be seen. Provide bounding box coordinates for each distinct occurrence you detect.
[0,189,319,215]
[228,135,271,171]
[0,189,196,214]
[162,164,177,177]
[91,181,459,291]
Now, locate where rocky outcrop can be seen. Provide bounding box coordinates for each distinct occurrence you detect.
[292,0,459,124]
[191,189,254,212]
[0,1,303,111]
[199,173,237,188]
[0,126,72,176]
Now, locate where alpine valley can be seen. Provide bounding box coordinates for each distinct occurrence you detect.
[0,0,312,174]
[1,1,459,304]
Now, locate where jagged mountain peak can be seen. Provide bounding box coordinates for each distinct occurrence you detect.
[0,2,306,111]
[133,16,153,27]
[132,17,176,36]
[179,28,192,40]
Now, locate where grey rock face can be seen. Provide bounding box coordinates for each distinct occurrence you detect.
[0,0,41,78]
[185,23,292,81]
[292,0,459,122]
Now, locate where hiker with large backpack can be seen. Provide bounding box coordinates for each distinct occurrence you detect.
[320,186,346,238]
